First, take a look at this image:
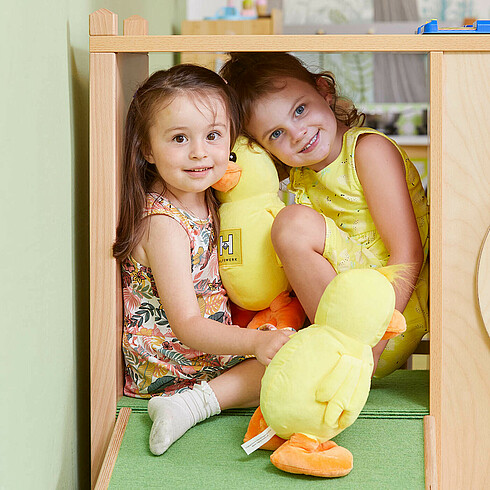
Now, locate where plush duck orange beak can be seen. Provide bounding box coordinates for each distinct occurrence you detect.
[212,161,242,192]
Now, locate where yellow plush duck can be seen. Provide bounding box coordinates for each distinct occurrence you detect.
[244,267,406,477]
[213,136,291,312]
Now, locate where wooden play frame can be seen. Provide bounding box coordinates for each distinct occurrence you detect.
[89,8,490,489]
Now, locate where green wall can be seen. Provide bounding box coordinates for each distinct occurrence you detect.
[0,2,183,488]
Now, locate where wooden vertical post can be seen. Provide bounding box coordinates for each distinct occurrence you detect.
[123,15,149,36]
[424,415,438,489]
[89,8,119,488]
[428,50,443,488]
[90,9,149,487]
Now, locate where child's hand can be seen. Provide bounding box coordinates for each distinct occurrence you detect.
[254,330,290,366]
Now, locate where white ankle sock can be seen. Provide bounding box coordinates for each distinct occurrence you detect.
[148,381,221,455]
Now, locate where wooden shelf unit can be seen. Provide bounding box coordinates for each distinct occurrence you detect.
[89,9,490,489]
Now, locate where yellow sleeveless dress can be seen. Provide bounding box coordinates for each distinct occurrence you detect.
[289,127,429,377]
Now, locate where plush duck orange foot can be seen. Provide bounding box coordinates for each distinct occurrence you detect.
[270,433,353,478]
[243,407,285,451]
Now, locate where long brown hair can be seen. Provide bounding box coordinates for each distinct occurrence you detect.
[113,64,240,261]
[220,52,364,143]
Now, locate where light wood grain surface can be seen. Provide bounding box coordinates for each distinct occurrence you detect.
[440,52,490,489]
[89,8,490,488]
[428,51,443,487]
[424,415,438,489]
[90,34,490,53]
[90,9,149,487]
[94,407,131,490]
[90,47,119,490]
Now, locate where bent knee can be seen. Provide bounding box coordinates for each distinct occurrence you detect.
[271,204,325,254]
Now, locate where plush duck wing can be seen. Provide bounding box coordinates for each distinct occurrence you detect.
[315,353,372,431]
[314,306,406,430]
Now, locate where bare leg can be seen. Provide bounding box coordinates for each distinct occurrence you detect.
[272,205,393,375]
[271,205,336,322]
[209,358,265,409]
[148,359,264,455]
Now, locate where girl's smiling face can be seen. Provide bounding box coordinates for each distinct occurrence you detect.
[145,93,231,201]
[247,77,346,172]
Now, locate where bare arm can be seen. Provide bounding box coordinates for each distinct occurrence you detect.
[355,135,424,368]
[142,214,289,365]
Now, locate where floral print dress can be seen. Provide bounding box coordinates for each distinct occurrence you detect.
[121,193,244,398]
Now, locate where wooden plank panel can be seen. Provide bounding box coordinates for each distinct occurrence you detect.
[424,415,438,490]
[440,52,490,489]
[90,10,150,487]
[90,50,118,490]
[89,9,119,488]
[428,51,443,487]
[94,408,132,490]
[90,34,490,53]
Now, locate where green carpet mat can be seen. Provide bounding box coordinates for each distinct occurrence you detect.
[109,415,424,489]
[117,369,429,419]
[109,370,428,489]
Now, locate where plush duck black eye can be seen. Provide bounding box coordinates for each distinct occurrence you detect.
[229,152,237,162]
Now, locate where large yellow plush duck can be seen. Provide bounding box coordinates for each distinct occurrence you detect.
[244,267,406,477]
[213,136,292,312]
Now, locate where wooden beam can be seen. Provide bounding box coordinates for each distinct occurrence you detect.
[94,408,132,490]
[428,50,443,488]
[90,34,490,53]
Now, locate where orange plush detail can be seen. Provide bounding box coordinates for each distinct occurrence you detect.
[381,309,407,340]
[270,434,353,478]
[212,161,242,192]
[246,291,306,331]
[229,302,257,328]
[243,407,286,451]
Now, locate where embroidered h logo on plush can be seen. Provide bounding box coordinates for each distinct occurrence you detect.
[218,229,242,265]
[220,234,234,256]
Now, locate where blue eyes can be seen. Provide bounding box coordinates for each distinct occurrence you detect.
[269,104,305,141]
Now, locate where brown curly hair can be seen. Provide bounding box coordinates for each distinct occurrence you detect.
[220,52,364,154]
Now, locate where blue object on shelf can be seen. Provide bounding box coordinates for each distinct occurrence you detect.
[417,19,490,34]
[205,6,257,20]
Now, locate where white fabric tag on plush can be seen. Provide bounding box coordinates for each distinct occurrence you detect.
[241,426,277,455]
